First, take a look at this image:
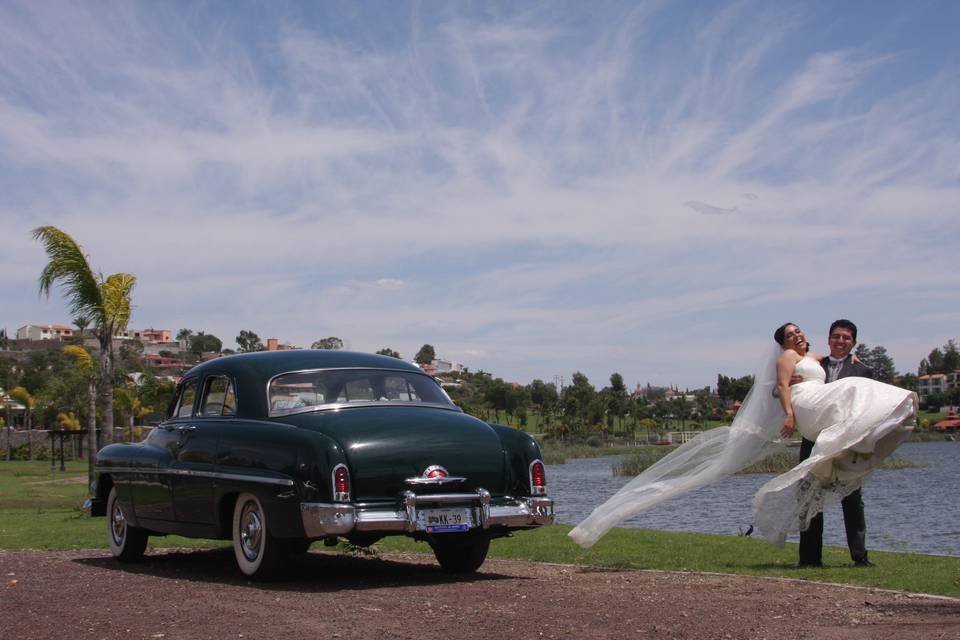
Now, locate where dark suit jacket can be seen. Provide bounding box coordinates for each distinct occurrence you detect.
[820,356,873,380]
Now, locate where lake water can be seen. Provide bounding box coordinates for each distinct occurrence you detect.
[547,441,960,557]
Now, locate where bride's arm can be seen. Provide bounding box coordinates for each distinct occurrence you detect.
[777,352,799,438]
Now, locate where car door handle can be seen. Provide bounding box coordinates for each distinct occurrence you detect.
[177,425,197,433]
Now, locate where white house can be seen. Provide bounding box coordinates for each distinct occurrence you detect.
[16,324,74,341]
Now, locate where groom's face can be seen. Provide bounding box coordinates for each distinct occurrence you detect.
[828,327,855,359]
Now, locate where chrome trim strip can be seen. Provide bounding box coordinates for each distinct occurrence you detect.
[97,466,295,487]
[270,400,462,418]
[404,475,467,486]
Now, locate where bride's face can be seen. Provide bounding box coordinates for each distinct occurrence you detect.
[782,325,807,353]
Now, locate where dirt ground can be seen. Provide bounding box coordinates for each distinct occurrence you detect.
[2,548,958,640]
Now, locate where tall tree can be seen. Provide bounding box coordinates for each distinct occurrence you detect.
[918,339,960,375]
[63,344,98,486]
[189,331,222,354]
[312,337,344,350]
[176,328,194,342]
[72,315,90,342]
[528,379,558,426]
[414,344,436,365]
[606,373,628,433]
[561,371,597,435]
[716,374,754,403]
[854,344,897,383]
[8,387,36,460]
[943,340,960,373]
[34,226,136,447]
[236,330,264,353]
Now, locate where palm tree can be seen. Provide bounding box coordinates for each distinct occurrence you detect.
[64,344,98,486]
[72,315,91,343]
[8,387,36,460]
[34,226,136,450]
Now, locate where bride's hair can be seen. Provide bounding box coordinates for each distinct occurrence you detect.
[773,322,797,346]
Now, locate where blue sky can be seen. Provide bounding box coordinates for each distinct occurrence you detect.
[1,1,958,390]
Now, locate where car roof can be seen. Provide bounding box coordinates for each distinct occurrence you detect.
[183,350,423,382]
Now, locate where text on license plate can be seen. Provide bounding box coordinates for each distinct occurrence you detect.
[417,507,474,532]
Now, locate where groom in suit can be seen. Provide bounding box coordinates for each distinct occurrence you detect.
[798,318,873,567]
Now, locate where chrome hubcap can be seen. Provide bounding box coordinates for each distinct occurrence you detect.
[239,502,262,561]
[111,503,126,544]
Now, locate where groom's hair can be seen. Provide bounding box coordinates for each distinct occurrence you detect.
[829,319,858,342]
[773,322,797,346]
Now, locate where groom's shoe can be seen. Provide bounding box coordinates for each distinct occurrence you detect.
[853,559,874,567]
[796,562,822,568]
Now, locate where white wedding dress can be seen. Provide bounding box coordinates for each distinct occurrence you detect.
[751,356,916,546]
[569,347,917,549]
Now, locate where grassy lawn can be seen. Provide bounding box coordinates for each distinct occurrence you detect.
[2,460,957,596]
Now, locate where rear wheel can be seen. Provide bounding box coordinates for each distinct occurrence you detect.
[106,486,148,561]
[232,492,289,580]
[429,532,491,573]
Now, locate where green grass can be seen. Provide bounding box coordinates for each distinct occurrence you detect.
[2,460,957,596]
[378,525,960,597]
[0,460,225,551]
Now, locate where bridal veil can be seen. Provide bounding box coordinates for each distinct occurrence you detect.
[568,344,786,548]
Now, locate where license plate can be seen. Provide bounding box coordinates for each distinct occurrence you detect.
[416,507,473,533]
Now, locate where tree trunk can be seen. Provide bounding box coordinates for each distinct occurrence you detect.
[87,377,97,491]
[98,335,114,445]
[26,408,32,460]
[4,405,10,461]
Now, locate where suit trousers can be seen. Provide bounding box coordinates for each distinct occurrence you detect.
[797,437,868,565]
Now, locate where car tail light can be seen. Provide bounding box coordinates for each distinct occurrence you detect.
[529,460,546,496]
[333,464,351,502]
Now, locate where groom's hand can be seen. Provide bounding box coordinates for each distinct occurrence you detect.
[789,374,803,386]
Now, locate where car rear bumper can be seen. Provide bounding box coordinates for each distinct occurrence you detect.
[300,489,554,538]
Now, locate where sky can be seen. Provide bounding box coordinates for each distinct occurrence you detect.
[1,1,958,391]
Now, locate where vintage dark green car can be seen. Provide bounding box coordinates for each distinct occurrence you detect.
[85,350,554,579]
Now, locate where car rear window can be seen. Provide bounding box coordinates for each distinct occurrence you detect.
[268,368,454,416]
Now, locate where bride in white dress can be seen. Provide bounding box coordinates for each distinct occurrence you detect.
[751,323,916,547]
[568,323,917,549]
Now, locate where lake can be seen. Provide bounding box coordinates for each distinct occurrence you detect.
[547,441,960,556]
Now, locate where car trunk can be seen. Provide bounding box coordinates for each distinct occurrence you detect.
[293,406,508,502]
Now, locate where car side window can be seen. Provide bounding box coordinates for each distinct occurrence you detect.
[175,379,198,418]
[200,376,237,417]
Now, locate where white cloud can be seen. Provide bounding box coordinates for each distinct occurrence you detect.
[1,1,957,387]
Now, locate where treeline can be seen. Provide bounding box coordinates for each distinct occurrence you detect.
[442,370,734,443]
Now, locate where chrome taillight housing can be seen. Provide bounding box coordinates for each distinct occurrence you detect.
[529,459,546,496]
[332,464,351,502]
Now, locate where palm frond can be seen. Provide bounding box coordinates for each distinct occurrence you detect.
[63,344,95,373]
[100,272,137,333]
[32,226,103,321]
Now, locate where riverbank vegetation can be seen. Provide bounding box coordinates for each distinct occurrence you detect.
[2,460,956,597]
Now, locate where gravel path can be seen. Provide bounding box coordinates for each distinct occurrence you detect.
[2,549,958,639]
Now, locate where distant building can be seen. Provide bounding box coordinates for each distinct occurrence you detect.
[137,328,172,343]
[267,338,298,351]
[16,324,74,341]
[918,373,947,397]
[431,358,465,374]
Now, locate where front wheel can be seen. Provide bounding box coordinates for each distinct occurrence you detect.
[429,532,491,574]
[232,492,288,580]
[106,486,148,561]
